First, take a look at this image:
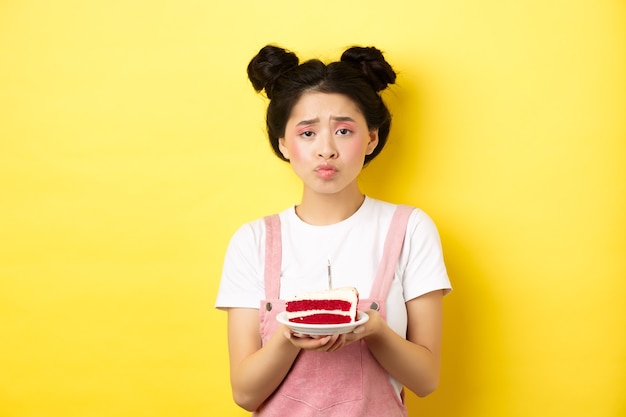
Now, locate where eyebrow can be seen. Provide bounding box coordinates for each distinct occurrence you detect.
[296,116,356,126]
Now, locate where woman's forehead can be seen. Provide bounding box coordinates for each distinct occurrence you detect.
[289,92,365,122]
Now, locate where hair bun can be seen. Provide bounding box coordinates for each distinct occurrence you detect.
[247,45,299,98]
[340,46,396,92]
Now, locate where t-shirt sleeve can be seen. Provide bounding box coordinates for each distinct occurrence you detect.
[214,221,266,310]
[401,209,452,301]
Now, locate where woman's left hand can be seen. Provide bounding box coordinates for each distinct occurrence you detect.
[344,308,382,343]
[322,309,384,352]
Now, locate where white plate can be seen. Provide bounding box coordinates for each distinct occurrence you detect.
[276,311,369,336]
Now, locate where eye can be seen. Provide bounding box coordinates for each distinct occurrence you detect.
[299,131,315,138]
[336,128,351,136]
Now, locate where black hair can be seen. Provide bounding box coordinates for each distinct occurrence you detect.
[247,45,396,164]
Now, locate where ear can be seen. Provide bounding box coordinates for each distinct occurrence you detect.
[366,129,379,155]
[278,137,290,160]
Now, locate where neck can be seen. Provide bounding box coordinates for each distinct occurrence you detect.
[295,184,365,226]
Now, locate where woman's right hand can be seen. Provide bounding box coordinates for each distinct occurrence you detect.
[283,329,348,352]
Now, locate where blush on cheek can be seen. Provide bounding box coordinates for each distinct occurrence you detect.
[286,141,303,161]
[343,138,369,157]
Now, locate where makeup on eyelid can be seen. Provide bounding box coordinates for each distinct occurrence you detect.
[294,122,357,138]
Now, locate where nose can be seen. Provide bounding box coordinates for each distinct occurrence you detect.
[317,133,338,159]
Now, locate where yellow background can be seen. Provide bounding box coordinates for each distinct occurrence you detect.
[1,1,625,416]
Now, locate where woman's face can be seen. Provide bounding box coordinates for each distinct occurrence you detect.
[279,92,378,197]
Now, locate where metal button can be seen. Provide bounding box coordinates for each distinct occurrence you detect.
[265,302,272,311]
[370,301,379,311]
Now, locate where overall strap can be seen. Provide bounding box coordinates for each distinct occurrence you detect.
[263,214,282,300]
[369,205,414,300]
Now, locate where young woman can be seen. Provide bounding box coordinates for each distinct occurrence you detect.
[215,45,452,416]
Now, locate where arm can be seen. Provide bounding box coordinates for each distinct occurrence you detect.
[351,289,444,397]
[227,307,345,410]
[226,307,301,411]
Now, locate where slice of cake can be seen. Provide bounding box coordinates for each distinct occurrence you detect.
[285,287,359,324]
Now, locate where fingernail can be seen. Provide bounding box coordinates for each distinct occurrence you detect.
[320,336,331,345]
[284,331,291,339]
[353,326,364,334]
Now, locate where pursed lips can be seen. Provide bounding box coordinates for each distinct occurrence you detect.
[314,163,338,179]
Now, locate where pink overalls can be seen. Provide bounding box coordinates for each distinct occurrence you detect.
[255,205,414,417]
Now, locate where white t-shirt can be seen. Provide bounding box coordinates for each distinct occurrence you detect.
[215,197,452,397]
[216,197,451,335]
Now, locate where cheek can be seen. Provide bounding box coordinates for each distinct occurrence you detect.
[285,140,304,161]
[292,146,303,159]
[342,138,369,157]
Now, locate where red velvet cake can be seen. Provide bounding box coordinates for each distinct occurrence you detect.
[285,287,359,324]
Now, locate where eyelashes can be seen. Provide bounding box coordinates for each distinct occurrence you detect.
[336,128,351,136]
[297,128,353,139]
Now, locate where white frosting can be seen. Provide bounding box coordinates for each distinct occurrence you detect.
[286,309,352,320]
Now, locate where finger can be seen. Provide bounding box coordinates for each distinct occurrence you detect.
[318,336,332,347]
[323,334,346,352]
